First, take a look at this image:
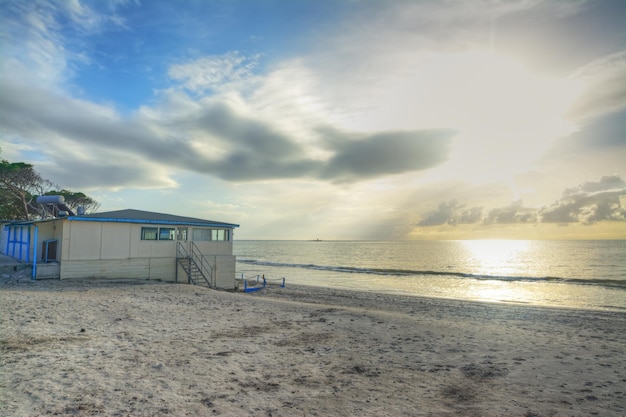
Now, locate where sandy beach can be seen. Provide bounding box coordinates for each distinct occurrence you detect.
[1,279,625,416]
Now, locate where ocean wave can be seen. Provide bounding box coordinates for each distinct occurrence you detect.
[237,259,626,289]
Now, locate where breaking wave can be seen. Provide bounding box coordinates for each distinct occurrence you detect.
[237,259,626,289]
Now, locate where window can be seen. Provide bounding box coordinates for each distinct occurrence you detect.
[192,228,211,241]
[141,227,158,240]
[191,228,231,241]
[42,239,58,262]
[159,228,175,240]
[176,227,188,241]
[141,227,176,241]
[212,229,231,241]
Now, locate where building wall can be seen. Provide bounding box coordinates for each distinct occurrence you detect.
[60,258,177,282]
[192,240,234,256]
[102,223,132,259]
[215,255,236,288]
[37,220,64,249]
[58,220,235,288]
[60,258,152,280]
[67,221,102,260]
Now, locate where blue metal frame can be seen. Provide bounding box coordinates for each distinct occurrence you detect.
[6,225,31,262]
[241,274,286,292]
[32,226,38,280]
[4,225,9,254]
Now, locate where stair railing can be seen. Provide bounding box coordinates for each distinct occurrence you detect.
[189,241,214,287]
[176,241,214,287]
[176,242,194,284]
[176,241,210,286]
[176,241,189,260]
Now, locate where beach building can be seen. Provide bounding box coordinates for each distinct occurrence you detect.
[0,209,239,289]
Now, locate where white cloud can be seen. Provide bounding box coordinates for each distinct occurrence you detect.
[168,52,260,94]
[0,2,70,86]
[567,51,626,120]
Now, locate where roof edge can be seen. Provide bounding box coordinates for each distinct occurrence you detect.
[67,216,239,228]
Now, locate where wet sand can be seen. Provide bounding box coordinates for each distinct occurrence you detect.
[1,279,625,416]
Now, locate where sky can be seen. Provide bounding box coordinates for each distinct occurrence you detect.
[1,0,625,240]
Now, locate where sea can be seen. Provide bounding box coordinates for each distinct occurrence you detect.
[234,240,626,312]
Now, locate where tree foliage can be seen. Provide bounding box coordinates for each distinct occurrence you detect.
[0,159,54,220]
[0,151,99,220]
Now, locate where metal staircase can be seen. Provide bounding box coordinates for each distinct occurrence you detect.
[176,242,213,287]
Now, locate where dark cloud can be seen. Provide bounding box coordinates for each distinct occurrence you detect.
[485,200,538,224]
[571,174,625,194]
[319,126,454,182]
[417,200,483,227]
[194,102,304,158]
[40,158,173,190]
[540,175,626,224]
[206,151,321,181]
[182,102,322,180]
[417,175,626,227]
[459,206,483,224]
[547,110,626,160]
[0,80,199,166]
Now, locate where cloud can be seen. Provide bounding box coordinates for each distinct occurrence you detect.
[0,2,71,86]
[0,0,128,87]
[145,96,321,181]
[568,51,626,121]
[2,0,461,189]
[0,79,198,162]
[540,175,626,224]
[485,200,538,224]
[168,52,260,94]
[570,173,625,194]
[0,69,453,186]
[0,81,307,184]
[417,200,483,227]
[417,175,626,227]
[319,127,454,182]
[193,101,304,158]
[41,157,177,191]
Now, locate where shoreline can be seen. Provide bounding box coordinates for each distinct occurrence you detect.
[235,267,626,313]
[2,279,625,416]
[246,281,626,314]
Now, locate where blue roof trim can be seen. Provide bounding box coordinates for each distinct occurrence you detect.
[4,219,57,226]
[67,216,239,228]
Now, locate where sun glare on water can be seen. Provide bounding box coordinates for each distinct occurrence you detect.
[459,240,536,304]
[461,239,532,277]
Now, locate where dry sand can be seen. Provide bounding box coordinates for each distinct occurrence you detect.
[1,279,625,417]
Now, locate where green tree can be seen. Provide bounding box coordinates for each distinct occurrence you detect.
[0,189,23,220]
[0,159,55,220]
[0,150,99,220]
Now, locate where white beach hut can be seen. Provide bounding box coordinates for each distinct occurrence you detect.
[0,209,239,289]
